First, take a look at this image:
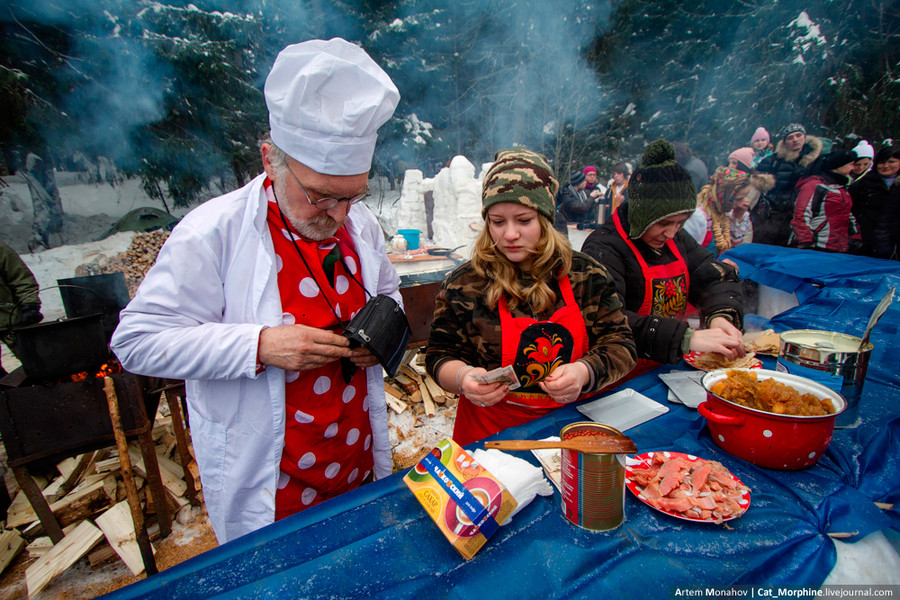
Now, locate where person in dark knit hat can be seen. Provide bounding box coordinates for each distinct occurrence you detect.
[791,149,861,253]
[426,147,636,445]
[556,169,601,229]
[581,139,745,381]
[753,122,823,246]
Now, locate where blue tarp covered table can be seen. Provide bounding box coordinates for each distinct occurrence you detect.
[103,245,899,599]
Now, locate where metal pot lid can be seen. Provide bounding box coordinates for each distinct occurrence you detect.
[780,329,873,357]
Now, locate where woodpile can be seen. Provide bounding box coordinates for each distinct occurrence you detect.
[0,406,200,598]
[386,350,459,472]
[384,351,457,418]
[76,230,170,297]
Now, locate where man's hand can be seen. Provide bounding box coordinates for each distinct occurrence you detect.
[258,324,354,371]
[348,346,380,369]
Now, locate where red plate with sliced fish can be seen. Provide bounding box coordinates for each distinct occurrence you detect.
[624,451,750,523]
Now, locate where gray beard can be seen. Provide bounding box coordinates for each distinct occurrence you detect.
[275,179,341,241]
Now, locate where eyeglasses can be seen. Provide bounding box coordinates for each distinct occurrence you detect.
[285,164,369,210]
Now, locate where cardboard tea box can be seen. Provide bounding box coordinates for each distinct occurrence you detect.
[404,438,517,559]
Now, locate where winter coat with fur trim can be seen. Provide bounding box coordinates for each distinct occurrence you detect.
[756,136,823,212]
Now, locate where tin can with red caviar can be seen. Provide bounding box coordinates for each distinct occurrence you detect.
[560,422,626,531]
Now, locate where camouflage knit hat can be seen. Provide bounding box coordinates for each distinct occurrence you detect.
[627,139,697,238]
[482,148,558,223]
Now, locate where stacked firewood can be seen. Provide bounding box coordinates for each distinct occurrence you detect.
[383,353,457,418]
[384,351,460,471]
[0,407,200,596]
[78,230,170,297]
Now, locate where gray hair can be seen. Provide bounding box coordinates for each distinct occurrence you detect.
[260,133,290,175]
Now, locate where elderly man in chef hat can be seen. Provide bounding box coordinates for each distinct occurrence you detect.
[112,38,403,543]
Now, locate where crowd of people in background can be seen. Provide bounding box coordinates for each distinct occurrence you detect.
[557,124,899,262]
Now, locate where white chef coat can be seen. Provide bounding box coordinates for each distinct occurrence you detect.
[111,173,401,543]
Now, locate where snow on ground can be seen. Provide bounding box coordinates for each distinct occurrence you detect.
[4,166,896,588]
[1,168,467,459]
[0,172,192,255]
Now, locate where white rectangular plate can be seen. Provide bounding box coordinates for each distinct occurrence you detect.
[658,370,706,409]
[575,388,669,431]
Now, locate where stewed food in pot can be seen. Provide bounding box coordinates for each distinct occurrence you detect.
[709,370,835,417]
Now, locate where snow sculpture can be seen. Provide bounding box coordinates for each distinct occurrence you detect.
[397,168,429,239]
[431,156,483,252]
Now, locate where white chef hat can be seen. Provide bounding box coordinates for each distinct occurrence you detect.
[264,38,400,176]
[852,140,875,160]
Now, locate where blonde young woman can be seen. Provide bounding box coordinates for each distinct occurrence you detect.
[425,148,636,446]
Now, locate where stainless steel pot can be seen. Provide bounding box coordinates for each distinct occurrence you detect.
[776,330,872,428]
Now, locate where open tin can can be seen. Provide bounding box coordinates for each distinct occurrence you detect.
[776,330,872,428]
[560,422,626,531]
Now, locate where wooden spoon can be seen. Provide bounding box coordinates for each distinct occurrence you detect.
[485,436,637,455]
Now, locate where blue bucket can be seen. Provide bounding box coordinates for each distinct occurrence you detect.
[398,229,420,250]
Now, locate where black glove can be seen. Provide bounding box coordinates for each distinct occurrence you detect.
[19,303,43,326]
[848,239,864,254]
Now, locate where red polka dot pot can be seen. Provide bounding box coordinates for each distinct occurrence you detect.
[698,369,846,470]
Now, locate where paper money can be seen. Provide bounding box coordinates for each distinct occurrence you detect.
[473,365,521,391]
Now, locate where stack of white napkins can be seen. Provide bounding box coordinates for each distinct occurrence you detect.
[472,448,554,523]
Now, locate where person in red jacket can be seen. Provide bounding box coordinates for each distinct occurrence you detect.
[791,149,861,253]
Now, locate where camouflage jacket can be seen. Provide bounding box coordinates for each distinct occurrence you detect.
[425,251,637,395]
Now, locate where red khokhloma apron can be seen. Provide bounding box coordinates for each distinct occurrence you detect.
[452,276,589,446]
[613,210,690,379]
[264,180,373,520]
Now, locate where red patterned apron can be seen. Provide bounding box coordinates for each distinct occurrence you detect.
[452,276,589,446]
[263,180,373,520]
[613,209,690,379]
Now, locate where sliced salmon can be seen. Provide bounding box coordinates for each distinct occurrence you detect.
[690,463,712,492]
[659,471,686,496]
[656,457,689,479]
[630,454,750,521]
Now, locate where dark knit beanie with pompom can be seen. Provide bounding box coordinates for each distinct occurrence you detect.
[627,139,698,238]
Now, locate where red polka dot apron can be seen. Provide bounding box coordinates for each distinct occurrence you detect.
[613,209,690,380]
[452,276,589,446]
[264,180,373,520]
